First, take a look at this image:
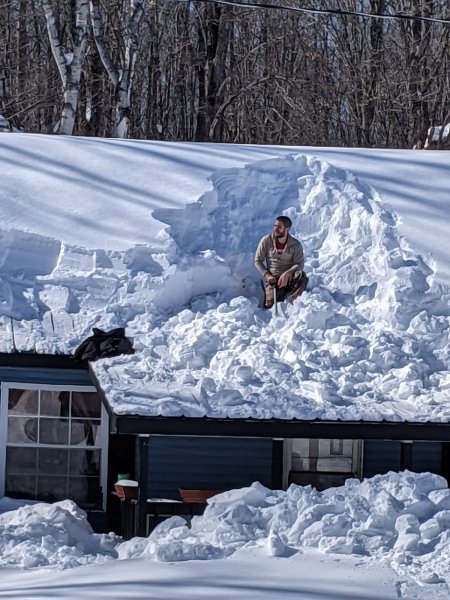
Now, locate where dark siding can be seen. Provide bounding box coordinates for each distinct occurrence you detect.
[363,441,401,478]
[147,436,273,500]
[364,441,445,479]
[0,366,92,386]
[412,442,442,473]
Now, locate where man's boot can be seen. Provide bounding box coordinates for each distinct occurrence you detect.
[264,284,275,309]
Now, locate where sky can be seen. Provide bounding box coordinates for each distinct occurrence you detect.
[0,133,450,597]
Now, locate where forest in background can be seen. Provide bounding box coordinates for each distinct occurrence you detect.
[1,0,449,147]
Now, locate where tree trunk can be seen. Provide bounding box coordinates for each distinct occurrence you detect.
[41,0,89,135]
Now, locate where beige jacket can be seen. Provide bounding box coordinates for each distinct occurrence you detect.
[254,233,304,278]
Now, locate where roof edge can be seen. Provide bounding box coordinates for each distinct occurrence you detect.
[110,413,450,441]
[0,352,87,370]
[87,364,450,441]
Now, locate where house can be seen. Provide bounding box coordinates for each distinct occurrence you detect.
[423,124,450,149]
[2,349,449,536]
[0,114,11,133]
[1,135,449,537]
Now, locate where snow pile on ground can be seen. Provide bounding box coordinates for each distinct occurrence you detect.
[117,471,450,587]
[2,472,450,588]
[0,500,118,569]
[93,155,450,422]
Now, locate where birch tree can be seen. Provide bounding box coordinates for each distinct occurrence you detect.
[2,0,450,146]
[41,0,89,134]
[89,0,144,138]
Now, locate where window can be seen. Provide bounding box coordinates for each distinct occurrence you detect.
[289,439,361,491]
[0,384,108,510]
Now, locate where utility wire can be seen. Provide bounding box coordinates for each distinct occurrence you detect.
[177,0,450,26]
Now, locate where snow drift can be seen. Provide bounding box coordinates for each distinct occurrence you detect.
[2,471,450,588]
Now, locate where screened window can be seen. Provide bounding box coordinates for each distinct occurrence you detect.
[1,385,108,510]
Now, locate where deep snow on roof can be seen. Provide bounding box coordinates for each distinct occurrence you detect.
[0,134,449,422]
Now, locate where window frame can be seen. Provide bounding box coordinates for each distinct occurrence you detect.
[0,382,109,510]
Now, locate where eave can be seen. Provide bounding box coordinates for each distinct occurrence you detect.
[107,413,450,441]
[0,352,87,370]
[84,364,450,441]
[1,357,446,442]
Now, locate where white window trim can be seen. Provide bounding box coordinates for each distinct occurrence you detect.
[0,382,109,510]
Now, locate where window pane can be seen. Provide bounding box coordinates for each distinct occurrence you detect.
[8,389,38,415]
[72,392,101,418]
[38,448,68,476]
[70,449,100,477]
[5,474,36,499]
[71,420,100,446]
[40,391,64,416]
[68,477,101,509]
[6,447,38,474]
[39,418,69,445]
[8,417,37,444]
[37,476,68,502]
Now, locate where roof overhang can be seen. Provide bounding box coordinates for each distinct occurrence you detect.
[0,352,87,370]
[2,355,447,442]
[85,364,450,441]
[108,413,450,441]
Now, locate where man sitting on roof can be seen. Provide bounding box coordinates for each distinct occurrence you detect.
[254,216,308,309]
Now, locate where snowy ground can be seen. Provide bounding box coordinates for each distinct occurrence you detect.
[1,550,446,600]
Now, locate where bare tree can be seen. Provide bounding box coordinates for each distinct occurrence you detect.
[2,0,450,146]
[89,0,144,138]
[40,0,89,134]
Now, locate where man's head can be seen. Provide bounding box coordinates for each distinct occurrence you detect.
[273,216,292,239]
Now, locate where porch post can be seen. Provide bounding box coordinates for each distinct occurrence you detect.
[271,439,284,489]
[136,434,150,536]
[400,441,413,470]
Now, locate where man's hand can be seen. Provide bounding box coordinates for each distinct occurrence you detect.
[278,270,291,288]
[265,273,277,285]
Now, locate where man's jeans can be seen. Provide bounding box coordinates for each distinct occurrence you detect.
[264,270,308,308]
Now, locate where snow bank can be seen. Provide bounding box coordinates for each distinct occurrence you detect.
[118,471,450,587]
[3,472,450,587]
[0,500,118,569]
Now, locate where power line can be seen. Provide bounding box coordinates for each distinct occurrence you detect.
[177,0,450,26]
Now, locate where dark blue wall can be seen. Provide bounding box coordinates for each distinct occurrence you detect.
[412,442,442,473]
[363,441,402,477]
[147,436,273,500]
[363,441,443,478]
[0,366,92,386]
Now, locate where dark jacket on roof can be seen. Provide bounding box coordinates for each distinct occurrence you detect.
[74,327,134,362]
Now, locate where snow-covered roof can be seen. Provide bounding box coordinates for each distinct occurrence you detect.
[1,134,449,424]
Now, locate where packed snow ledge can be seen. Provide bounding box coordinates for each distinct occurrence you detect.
[1,155,449,422]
